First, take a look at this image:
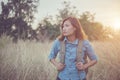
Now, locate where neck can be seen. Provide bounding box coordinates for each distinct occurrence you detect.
[67,35,76,42]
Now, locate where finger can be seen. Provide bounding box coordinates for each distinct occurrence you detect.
[79,62,83,65]
[59,63,63,65]
[61,64,66,66]
[76,62,82,65]
[76,62,81,65]
[76,65,81,67]
[76,64,79,67]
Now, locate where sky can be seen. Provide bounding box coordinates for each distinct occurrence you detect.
[0,0,120,29]
[33,0,120,29]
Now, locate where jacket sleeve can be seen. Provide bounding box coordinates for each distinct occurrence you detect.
[84,40,98,61]
[48,39,60,61]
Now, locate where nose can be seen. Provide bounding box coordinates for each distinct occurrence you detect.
[62,29,66,33]
[62,26,66,31]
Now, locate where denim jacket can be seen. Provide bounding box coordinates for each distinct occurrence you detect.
[49,38,98,80]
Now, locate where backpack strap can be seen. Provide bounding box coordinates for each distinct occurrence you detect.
[59,41,65,64]
[77,40,88,74]
[76,40,83,63]
[77,40,88,63]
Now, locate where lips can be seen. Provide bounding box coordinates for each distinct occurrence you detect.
[62,31,67,35]
[63,32,66,34]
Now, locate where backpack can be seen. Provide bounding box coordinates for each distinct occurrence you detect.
[59,40,88,73]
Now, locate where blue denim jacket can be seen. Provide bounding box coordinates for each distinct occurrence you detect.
[48,38,98,80]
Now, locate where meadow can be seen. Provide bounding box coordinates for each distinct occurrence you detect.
[0,36,120,80]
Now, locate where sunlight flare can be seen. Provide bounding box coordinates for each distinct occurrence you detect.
[112,18,120,30]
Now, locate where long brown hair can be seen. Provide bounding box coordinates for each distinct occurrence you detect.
[57,16,87,41]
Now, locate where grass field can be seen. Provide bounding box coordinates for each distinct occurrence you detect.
[0,36,120,80]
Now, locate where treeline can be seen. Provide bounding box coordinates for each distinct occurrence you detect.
[0,0,39,42]
[0,1,116,42]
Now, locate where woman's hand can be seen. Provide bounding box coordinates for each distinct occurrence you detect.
[55,62,65,71]
[76,60,97,71]
[76,62,86,70]
[50,59,65,71]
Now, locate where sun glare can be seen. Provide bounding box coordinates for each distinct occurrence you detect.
[113,18,120,30]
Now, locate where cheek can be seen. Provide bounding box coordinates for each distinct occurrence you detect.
[67,28,75,35]
[68,27,76,34]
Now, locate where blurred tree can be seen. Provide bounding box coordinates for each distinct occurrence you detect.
[79,11,110,40]
[0,2,13,36]
[0,0,39,42]
[56,1,78,25]
[36,16,60,42]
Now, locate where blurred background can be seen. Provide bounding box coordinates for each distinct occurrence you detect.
[0,0,120,80]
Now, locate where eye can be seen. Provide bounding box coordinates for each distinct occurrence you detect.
[63,24,68,28]
[65,24,69,27]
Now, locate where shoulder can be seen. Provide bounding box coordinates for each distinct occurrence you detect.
[82,39,92,47]
[53,39,61,46]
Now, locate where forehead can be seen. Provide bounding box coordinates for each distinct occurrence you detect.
[63,20,71,24]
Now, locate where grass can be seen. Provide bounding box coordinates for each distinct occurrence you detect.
[0,36,120,80]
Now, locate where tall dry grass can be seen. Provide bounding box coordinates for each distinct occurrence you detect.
[87,40,120,80]
[0,36,120,80]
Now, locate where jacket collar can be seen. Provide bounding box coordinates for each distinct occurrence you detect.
[63,37,79,45]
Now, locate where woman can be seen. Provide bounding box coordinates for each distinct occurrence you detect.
[48,17,98,80]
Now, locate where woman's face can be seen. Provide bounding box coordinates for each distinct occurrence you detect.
[62,20,76,37]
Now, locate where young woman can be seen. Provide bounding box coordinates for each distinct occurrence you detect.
[48,17,98,80]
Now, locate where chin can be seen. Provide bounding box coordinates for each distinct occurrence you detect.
[63,34,68,36]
